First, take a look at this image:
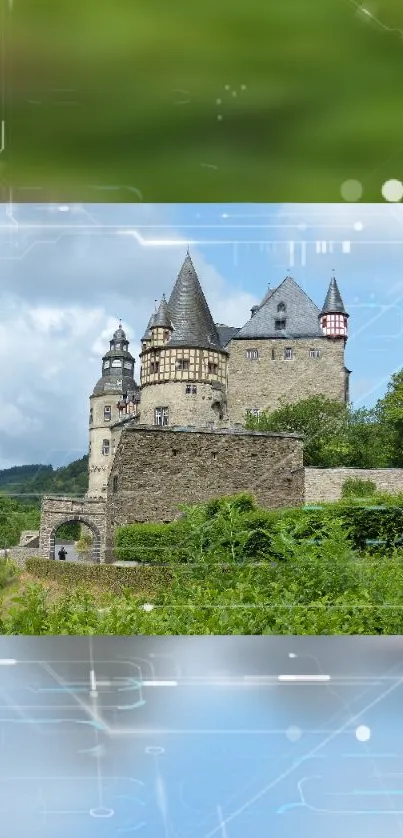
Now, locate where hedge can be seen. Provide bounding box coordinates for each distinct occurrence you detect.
[114,521,190,563]
[25,557,172,594]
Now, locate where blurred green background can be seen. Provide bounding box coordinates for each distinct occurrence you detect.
[4,0,403,202]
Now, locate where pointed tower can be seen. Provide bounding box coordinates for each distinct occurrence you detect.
[319,275,349,341]
[87,322,139,497]
[139,253,228,427]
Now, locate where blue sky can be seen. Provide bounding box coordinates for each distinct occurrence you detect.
[0,201,402,469]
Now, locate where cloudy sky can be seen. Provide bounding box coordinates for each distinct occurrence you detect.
[1,201,403,470]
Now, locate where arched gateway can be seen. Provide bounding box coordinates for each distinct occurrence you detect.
[39,496,108,564]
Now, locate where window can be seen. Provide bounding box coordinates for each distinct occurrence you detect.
[89,408,93,425]
[155,407,168,426]
[271,348,275,360]
[277,302,286,312]
[309,349,321,359]
[115,342,121,349]
[104,405,111,421]
[284,347,293,360]
[208,362,218,374]
[185,385,197,394]
[172,448,178,456]
[102,439,110,455]
[150,361,159,373]
[212,452,217,460]
[112,475,118,493]
[275,319,286,330]
[163,330,170,342]
[103,360,110,369]
[111,359,122,368]
[176,358,189,371]
[123,343,128,352]
[246,349,259,360]
[123,361,132,370]
[322,317,327,327]
[343,316,347,328]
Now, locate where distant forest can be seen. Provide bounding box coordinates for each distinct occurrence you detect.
[0,456,89,507]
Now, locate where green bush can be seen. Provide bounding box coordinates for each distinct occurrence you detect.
[0,557,19,589]
[114,521,190,563]
[341,478,377,498]
[25,556,172,594]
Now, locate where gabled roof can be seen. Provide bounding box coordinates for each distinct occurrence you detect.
[321,276,348,316]
[235,276,323,339]
[167,253,222,350]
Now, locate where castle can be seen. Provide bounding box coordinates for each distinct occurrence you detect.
[39,253,351,562]
[87,252,350,499]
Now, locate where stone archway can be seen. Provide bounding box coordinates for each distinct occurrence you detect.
[39,496,107,563]
[50,517,101,563]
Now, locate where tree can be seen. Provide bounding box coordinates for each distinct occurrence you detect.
[245,396,350,467]
[376,370,403,466]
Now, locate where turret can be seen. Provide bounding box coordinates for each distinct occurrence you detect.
[139,252,228,427]
[87,321,139,497]
[319,274,348,341]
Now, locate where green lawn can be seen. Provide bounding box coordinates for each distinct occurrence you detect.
[6,0,403,201]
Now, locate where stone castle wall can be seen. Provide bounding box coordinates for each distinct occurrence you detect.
[304,468,403,503]
[106,425,304,553]
[226,337,347,424]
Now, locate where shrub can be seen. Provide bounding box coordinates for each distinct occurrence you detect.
[114,521,191,563]
[25,556,172,594]
[341,478,377,498]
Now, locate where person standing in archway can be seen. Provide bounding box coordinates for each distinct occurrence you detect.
[58,546,67,560]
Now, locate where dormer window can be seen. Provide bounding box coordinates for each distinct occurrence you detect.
[163,330,170,342]
[277,302,286,313]
[275,319,286,330]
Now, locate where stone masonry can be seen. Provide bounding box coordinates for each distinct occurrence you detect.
[305,468,403,504]
[39,496,107,562]
[105,424,304,560]
[226,337,348,424]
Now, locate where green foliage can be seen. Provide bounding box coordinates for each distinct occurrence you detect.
[341,478,377,498]
[0,493,40,547]
[0,456,89,507]
[246,397,393,468]
[25,556,172,595]
[115,522,189,563]
[56,522,81,541]
[76,533,93,552]
[0,557,20,589]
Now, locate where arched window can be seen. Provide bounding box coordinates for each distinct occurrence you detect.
[277,302,286,313]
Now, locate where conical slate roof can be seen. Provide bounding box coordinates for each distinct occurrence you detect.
[167,254,222,350]
[152,295,172,329]
[141,312,157,341]
[320,277,347,316]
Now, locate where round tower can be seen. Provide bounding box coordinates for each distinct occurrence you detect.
[87,322,139,497]
[139,254,229,428]
[319,274,349,341]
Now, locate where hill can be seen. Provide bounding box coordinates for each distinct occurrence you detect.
[0,456,89,506]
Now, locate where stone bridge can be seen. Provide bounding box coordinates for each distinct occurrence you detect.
[39,496,108,563]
